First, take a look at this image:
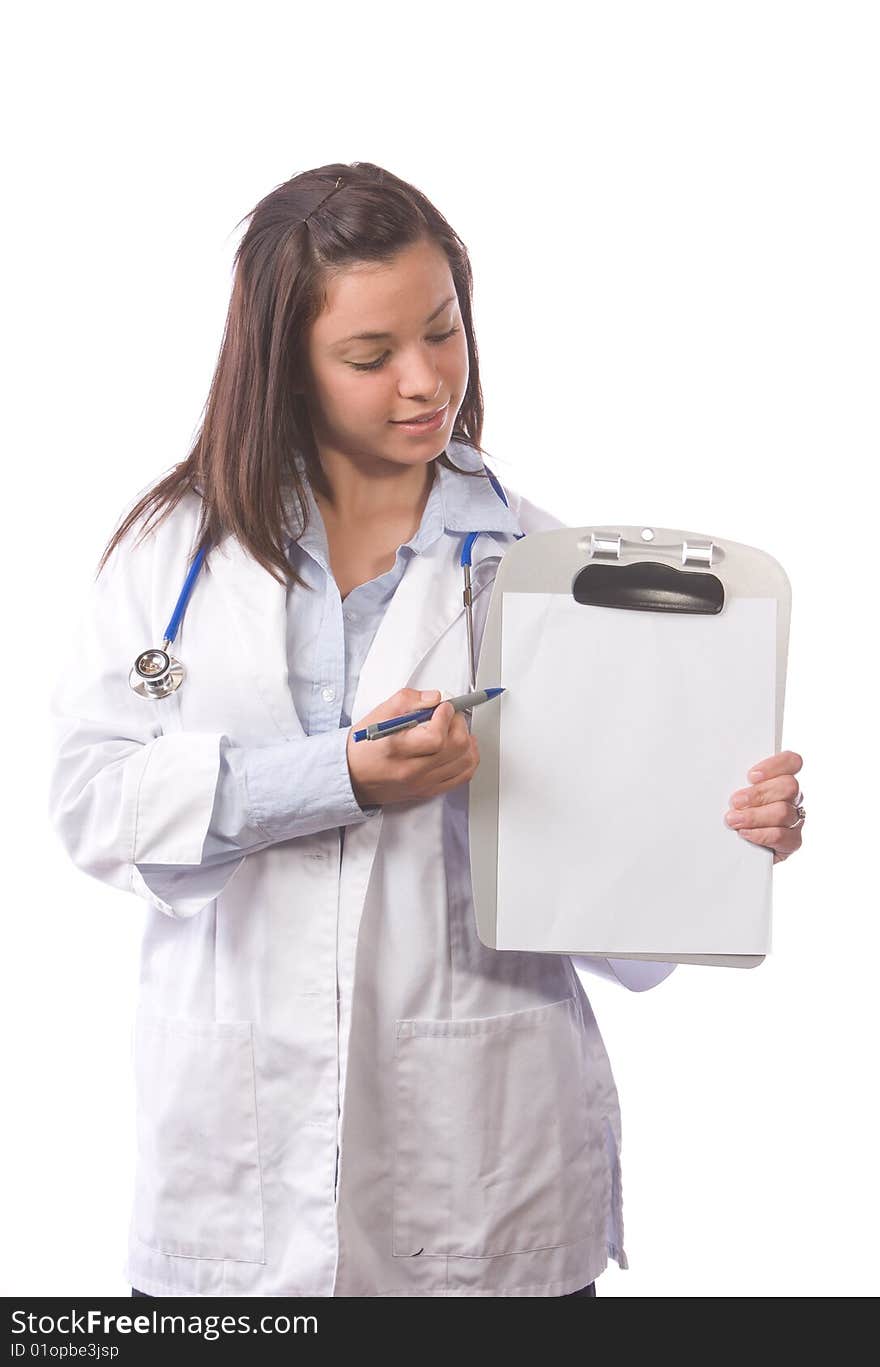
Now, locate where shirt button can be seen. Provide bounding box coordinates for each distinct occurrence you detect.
[321,685,336,702]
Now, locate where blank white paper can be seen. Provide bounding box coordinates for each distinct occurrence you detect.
[496,592,777,955]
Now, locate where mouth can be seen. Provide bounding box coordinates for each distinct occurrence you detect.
[390,401,449,425]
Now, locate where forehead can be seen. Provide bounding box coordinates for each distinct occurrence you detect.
[315,240,455,342]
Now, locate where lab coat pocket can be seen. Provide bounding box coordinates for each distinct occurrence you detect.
[392,995,596,1258]
[132,1012,266,1264]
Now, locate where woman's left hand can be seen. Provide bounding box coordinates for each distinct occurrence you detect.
[725,751,806,865]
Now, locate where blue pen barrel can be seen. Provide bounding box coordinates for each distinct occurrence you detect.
[354,707,436,742]
[375,707,435,734]
[351,687,505,742]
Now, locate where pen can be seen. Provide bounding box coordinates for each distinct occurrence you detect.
[352,687,505,742]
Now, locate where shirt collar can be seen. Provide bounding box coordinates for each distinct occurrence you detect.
[285,437,522,568]
[435,439,523,537]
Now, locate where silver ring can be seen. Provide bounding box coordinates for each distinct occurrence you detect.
[787,803,806,829]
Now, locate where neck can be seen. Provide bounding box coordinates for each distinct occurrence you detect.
[314,453,436,526]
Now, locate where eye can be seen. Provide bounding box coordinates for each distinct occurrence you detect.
[348,325,461,372]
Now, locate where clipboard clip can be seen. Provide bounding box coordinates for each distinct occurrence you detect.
[574,531,725,614]
[584,531,718,566]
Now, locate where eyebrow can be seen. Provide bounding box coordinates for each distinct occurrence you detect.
[333,294,457,347]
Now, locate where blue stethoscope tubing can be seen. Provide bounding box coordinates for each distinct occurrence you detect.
[129,462,523,699]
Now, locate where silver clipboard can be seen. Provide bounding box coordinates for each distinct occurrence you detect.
[469,524,792,969]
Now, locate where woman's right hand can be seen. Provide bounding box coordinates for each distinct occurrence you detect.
[346,689,480,807]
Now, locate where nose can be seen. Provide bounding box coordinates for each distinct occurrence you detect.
[396,351,446,401]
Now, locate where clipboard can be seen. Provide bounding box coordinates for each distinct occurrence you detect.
[468,524,791,969]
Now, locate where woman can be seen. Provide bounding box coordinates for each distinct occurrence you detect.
[48,162,805,1298]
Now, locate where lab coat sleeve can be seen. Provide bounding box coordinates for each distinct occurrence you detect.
[510,490,679,994]
[48,508,377,923]
[47,515,232,920]
[132,731,381,913]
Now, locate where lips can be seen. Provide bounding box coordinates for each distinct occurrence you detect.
[392,402,448,424]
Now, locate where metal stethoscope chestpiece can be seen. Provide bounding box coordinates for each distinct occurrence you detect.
[129,639,185,699]
[128,543,209,700]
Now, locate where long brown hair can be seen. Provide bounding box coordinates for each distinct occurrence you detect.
[97,161,494,587]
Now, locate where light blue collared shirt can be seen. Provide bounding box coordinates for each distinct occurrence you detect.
[197,442,520,865]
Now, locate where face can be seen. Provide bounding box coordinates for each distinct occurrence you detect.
[298,237,469,475]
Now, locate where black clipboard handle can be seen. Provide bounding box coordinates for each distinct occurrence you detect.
[572,561,725,614]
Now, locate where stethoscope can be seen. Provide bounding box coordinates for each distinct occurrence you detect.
[130,464,523,700]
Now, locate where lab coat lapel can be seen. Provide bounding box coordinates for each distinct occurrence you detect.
[205,533,306,741]
[349,530,507,723]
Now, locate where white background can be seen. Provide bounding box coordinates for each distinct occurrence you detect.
[4,0,878,1297]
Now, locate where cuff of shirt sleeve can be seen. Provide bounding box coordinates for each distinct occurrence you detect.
[244,726,380,843]
[570,954,678,992]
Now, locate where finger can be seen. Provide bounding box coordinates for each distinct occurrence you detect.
[395,701,455,756]
[423,745,479,792]
[729,773,800,810]
[447,710,471,746]
[417,724,474,780]
[725,800,798,831]
[423,748,476,788]
[380,710,443,759]
[425,765,477,797]
[361,688,432,729]
[737,825,803,862]
[746,750,803,782]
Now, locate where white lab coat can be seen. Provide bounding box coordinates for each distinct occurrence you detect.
[48,473,672,1297]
